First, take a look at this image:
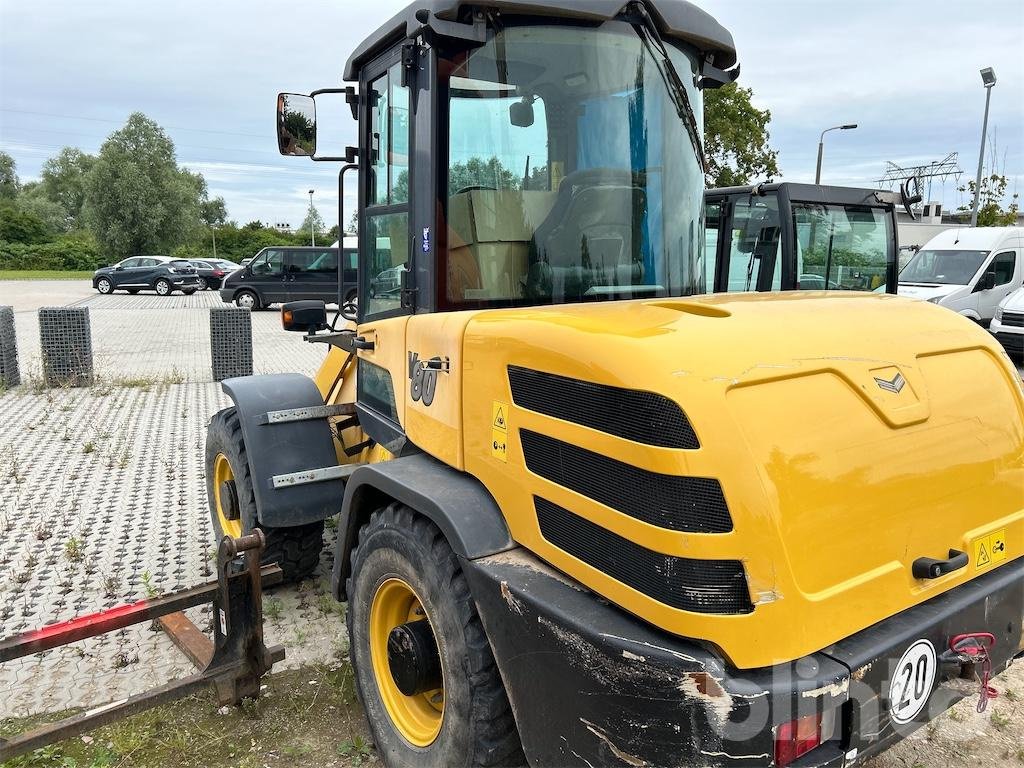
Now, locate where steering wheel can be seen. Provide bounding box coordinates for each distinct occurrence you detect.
[332,291,358,325]
[557,167,645,193]
[454,184,497,196]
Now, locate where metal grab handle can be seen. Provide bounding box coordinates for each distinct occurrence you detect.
[912,549,968,579]
[352,336,375,351]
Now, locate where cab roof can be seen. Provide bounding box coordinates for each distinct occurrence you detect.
[344,0,737,80]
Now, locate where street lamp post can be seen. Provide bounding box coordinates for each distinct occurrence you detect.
[815,124,858,184]
[970,67,997,227]
[307,189,316,246]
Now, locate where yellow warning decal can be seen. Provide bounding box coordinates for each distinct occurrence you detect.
[492,401,508,432]
[491,401,509,462]
[972,529,1007,570]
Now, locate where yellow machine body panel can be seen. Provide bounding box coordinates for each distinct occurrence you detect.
[316,291,1023,669]
[455,292,1024,669]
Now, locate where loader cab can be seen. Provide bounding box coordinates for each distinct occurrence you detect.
[704,182,899,294]
[277,1,739,453]
[279,2,740,326]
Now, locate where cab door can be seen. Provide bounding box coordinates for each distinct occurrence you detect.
[353,50,415,454]
[976,250,1018,324]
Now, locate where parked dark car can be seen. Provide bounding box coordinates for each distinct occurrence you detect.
[219,246,357,310]
[188,259,240,290]
[93,256,200,296]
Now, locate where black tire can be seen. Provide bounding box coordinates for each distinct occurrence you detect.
[155,278,172,296]
[235,289,261,311]
[197,277,209,290]
[182,289,197,296]
[96,277,113,295]
[205,407,323,582]
[347,504,524,768]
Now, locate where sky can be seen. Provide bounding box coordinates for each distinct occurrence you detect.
[1,0,1022,229]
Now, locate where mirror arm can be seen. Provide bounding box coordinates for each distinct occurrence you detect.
[412,9,486,47]
[345,86,359,120]
[698,55,740,90]
[338,163,359,321]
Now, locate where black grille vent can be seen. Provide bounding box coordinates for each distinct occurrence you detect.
[1002,311,1024,328]
[535,497,752,615]
[521,430,731,533]
[508,366,699,449]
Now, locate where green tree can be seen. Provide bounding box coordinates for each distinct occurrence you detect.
[200,196,228,228]
[0,152,18,199]
[957,173,1019,227]
[37,148,96,229]
[703,83,779,187]
[0,200,50,244]
[82,112,204,258]
[15,192,68,235]
[298,204,326,241]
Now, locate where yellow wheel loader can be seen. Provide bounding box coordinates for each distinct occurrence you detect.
[204,1,1024,765]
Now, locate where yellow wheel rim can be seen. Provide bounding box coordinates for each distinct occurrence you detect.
[369,578,444,746]
[213,453,243,539]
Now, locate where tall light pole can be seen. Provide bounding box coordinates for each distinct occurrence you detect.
[815,124,858,184]
[970,67,997,227]
[308,189,316,246]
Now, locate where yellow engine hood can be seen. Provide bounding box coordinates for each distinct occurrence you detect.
[461,291,1024,669]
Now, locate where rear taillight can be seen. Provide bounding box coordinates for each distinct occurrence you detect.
[213,269,224,276]
[774,713,821,767]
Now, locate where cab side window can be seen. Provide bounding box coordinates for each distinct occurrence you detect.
[251,250,284,276]
[991,251,1016,286]
[120,258,140,268]
[726,198,781,292]
[139,258,160,267]
[704,201,722,291]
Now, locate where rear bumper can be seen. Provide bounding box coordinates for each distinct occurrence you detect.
[463,551,1023,767]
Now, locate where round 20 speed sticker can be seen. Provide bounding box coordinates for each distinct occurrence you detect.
[888,639,937,724]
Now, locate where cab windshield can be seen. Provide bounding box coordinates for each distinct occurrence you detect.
[440,20,705,308]
[900,249,988,286]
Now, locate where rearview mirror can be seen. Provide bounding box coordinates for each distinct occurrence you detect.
[281,300,329,333]
[277,93,317,157]
[510,98,534,128]
[976,271,997,292]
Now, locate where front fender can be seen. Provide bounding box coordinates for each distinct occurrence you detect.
[222,373,344,528]
[331,454,516,600]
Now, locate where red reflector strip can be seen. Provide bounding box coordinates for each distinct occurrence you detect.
[774,712,822,768]
[0,600,150,663]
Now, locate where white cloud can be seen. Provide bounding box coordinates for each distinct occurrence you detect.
[2,0,1021,220]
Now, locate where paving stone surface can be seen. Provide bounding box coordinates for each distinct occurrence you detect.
[0,284,343,718]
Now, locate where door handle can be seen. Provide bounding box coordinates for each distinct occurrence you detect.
[912,549,968,580]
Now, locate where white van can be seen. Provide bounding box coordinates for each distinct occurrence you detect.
[991,288,1024,361]
[898,226,1023,325]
